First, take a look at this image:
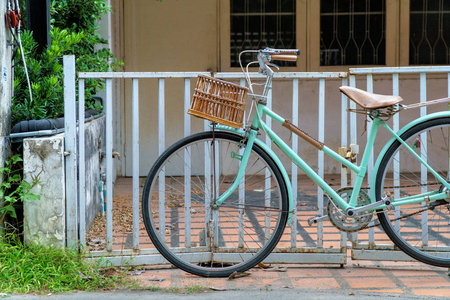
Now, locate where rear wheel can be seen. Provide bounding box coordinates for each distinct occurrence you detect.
[142,131,288,277]
[376,117,450,267]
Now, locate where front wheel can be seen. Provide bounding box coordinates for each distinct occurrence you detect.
[142,131,288,277]
[376,117,450,267]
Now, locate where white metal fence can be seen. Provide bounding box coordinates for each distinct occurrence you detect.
[348,66,450,261]
[63,55,450,265]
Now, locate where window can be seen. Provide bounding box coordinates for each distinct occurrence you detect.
[410,0,450,65]
[222,0,450,71]
[320,0,386,66]
[230,0,296,67]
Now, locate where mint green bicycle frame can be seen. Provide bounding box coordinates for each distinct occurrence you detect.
[214,103,450,219]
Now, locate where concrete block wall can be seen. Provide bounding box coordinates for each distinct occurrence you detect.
[84,116,106,228]
[23,135,65,247]
[23,116,105,248]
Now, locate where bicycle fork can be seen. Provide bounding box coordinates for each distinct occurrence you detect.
[214,129,258,207]
[205,127,258,252]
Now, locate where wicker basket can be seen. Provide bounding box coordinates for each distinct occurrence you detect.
[187,75,249,128]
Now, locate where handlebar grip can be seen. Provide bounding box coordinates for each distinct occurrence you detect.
[262,48,300,55]
[270,55,298,62]
[276,49,300,55]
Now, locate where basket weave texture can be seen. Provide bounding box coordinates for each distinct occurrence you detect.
[187,75,248,128]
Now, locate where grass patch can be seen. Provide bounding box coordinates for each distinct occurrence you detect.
[145,286,162,292]
[184,284,210,294]
[0,240,132,294]
[164,284,211,294]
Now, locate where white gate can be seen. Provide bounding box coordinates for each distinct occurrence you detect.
[63,55,450,266]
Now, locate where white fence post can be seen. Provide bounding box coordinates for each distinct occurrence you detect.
[63,55,78,249]
[132,78,140,250]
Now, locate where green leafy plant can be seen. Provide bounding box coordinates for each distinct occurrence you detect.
[0,237,132,293]
[0,154,40,226]
[12,0,122,125]
[13,28,86,123]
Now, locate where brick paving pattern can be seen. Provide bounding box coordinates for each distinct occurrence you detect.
[89,177,450,297]
[135,259,450,297]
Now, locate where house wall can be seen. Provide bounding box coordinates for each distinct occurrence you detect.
[120,0,220,176]
[112,1,450,177]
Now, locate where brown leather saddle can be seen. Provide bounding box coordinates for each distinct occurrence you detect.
[339,86,403,109]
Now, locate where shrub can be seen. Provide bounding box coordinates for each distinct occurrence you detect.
[12,0,122,125]
[0,154,40,226]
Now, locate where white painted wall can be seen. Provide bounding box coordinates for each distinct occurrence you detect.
[0,2,13,180]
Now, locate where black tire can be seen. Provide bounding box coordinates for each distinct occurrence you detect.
[142,131,288,277]
[376,117,450,267]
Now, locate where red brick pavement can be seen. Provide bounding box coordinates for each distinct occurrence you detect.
[104,177,450,298]
[133,256,450,298]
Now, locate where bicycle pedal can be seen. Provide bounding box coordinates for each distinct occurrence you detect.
[307,215,328,226]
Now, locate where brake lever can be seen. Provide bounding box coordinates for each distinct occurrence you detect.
[268,63,280,70]
[262,47,280,54]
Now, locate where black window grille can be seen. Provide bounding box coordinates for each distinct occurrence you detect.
[230,0,296,67]
[320,0,386,66]
[410,0,450,65]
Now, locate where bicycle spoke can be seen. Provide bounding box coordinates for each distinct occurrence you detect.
[377,118,450,267]
[142,132,288,277]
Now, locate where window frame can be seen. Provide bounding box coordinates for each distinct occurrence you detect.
[219,0,307,72]
[220,0,403,72]
[309,0,400,71]
[399,0,410,66]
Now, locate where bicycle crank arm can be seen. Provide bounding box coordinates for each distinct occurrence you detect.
[307,215,329,226]
[346,194,391,217]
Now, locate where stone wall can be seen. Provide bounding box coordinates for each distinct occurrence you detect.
[23,116,105,248]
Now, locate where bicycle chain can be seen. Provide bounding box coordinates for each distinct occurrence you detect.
[223,202,443,232]
[220,185,448,233]
[328,181,440,189]
[365,204,448,230]
[325,189,449,232]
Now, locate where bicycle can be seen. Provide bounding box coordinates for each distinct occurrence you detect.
[141,48,450,277]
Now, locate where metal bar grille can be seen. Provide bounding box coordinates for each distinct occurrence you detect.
[410,0,450,65]
[320,0,386,66]
[230,0,296,67]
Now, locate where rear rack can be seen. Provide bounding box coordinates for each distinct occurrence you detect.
[401,97,450,110]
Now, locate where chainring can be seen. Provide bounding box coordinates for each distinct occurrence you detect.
[327,187,373,232]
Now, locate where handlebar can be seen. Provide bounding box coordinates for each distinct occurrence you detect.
[256,47,300,75]
[260,48,300,62]
[239,47,301,95]
[270,55,298,62]
[260,48,300,56]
